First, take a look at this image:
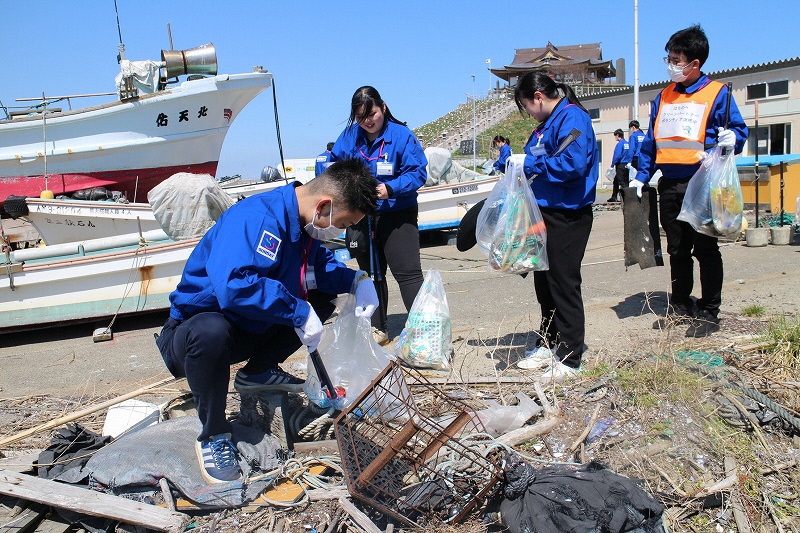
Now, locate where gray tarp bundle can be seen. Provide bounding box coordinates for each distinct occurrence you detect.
[39,416,283,508]
[621,186,664,270]
[148,172,235,241]
[424,147,485,186]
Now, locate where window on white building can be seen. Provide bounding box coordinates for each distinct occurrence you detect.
[588,108,600,120]
[746,79,789,100]
[747,123,792,155]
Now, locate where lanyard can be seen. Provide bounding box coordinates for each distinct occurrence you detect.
[299,237,313,301]
[358,139,385,161]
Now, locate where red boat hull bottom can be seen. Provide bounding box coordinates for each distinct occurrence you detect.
[0,161,219,212]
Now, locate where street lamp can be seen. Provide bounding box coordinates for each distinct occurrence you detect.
[471,74,476,171]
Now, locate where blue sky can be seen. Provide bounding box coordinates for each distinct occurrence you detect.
[2,0,798,179]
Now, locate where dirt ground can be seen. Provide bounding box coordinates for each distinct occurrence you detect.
[1,206,799,532]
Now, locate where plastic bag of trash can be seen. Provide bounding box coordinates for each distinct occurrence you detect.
[605,166,615,180]
[475,158,548,274]
[476,392,542,436]
[678,146,743,237]
[395,269,452,370]
[304,279,391,410]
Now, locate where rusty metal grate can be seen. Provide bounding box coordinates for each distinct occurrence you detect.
[334,361,503,526]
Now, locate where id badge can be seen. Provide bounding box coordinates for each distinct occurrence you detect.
[528,143,546,157]
[305,266,317,291]
[376,161,394,176]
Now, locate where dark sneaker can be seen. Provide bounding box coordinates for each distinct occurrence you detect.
[652,312,694,330]
[195,433,242,484]
[606,197,619,203]
[685,311,720,338]
[234,367,305,392]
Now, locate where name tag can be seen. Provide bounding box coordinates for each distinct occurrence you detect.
[376,161,394,176]
[305,266,317,291]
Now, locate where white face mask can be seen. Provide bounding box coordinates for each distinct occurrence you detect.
[304,202,341,240]
[667,62,689,83]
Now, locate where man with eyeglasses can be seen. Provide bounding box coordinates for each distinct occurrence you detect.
[631,25,748,338]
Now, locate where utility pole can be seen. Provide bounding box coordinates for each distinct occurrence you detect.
[471,74,476,171]
[633,0,639,122]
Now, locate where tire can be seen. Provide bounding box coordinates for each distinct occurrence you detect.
[456,198,485,252]
[3,195,29,218]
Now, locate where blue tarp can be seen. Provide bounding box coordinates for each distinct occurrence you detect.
[735,154,800,167]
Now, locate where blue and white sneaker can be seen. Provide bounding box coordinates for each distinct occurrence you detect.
[517,346,556,370]
[195,433,242,484]
[233,367,305,393]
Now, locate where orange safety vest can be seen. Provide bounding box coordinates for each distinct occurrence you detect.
[653,80,724,165]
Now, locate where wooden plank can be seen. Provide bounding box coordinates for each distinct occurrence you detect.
[0,470,187,533]
[0,453,41,475]
[32,515,72,533]
[337,497,381,533]
[0,502,47,533]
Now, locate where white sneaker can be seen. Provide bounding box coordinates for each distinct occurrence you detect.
[371,327,389,346]
[517,346,555,369]
[539,362,582,380]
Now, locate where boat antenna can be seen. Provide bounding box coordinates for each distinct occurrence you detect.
[114,0,125,62]
[42,91,48,192]
[272,80,288,184]
[167,23,174,50]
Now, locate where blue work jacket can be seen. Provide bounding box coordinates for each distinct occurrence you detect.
[330,120,427,212]
[168,183,357,334]
[612,138,632,165]
[315,150,332,176]
[521,98,599,210]
[629,130,645,160]
[635,75,748,184]
[493,143,512,173]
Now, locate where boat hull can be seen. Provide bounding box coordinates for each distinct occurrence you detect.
[0,72,271,207]
[0,238,196,332]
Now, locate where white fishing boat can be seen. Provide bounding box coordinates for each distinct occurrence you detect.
[12,163,500,245]
[0,43,272,209]
[0,231,197,332]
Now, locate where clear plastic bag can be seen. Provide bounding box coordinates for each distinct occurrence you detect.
[605,166,615,180]
[304,280,391,410]
[678,146,743,237]
[395,269,452,370]
[475,392,543,437]
[475,159,548,274]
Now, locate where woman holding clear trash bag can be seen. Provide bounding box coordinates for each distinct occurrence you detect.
[511,72,599,379]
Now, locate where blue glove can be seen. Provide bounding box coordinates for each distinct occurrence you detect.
[354,272,379,318]
[717,127,736,148]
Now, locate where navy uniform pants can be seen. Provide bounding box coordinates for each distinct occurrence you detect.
[657,177,722,317]
[533,205,593,369]
[355,205,424,332]
[155,291,336,440]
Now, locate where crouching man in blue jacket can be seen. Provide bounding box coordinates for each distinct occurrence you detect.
[155,159,379,484]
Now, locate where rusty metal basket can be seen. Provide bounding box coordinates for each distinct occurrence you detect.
[334,361,503,526]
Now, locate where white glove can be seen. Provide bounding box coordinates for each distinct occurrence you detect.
[717,127,736,148]
[506,154,527,180]
[354,272,379,318]
[294,308,323,352]
[633,179,645,199]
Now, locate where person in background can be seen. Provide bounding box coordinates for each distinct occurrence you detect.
[628,120,646,170]
[632,25,747,337]
[492,135,512,174]
[314,142,335,176]
[330,86,427,345]
[607,128,631,203]
[155,159,379,484]
[511,72,599,379]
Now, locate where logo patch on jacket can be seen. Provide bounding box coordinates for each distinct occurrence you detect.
[256,230,282,261]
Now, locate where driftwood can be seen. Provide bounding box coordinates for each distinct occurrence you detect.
[0,377,177,448]
[724,456,752,533]
[0,470,187,532]
[497,382,562,447]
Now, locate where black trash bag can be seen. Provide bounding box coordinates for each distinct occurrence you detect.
[2,195,29,218]
[72,187,111,201]
[500,453,665,533]
[456,198,484,252]
[621,186,664,270]
[36,423,111,483]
